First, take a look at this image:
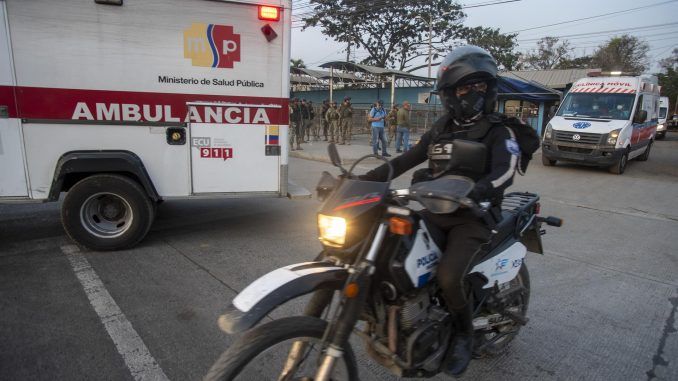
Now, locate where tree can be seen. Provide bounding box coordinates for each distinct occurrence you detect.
[659,48,678,72]
[303,0,468,70]
[556,55,593,69]
[657,48,678,114]
[590,34,649,73]
[523,37,572,70]
[463,26,521,70]
[290,58,306,68]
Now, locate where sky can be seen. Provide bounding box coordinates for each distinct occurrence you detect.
[290,0,678,75]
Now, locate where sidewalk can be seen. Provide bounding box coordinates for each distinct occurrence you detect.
[289,133,423,163]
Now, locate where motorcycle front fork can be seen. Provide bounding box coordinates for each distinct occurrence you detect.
[315,267,372,381]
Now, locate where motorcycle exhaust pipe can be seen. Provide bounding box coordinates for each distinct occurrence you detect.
[388,306,399,353]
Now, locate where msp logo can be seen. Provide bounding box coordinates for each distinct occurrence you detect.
[573,122,591,129]
[184,23,241,69]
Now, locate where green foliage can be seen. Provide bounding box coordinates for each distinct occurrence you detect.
[303,1,518,72]
[304,0,465,70]
[524,37,572,70]
[591,34,649,74]
[290,58,307,68]
[556,55,593,69]
[657,48,678,114]
[463,26,521,70]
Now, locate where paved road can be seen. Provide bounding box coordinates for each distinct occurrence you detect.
[1,133,677,381]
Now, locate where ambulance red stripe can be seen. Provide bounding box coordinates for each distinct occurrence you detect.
[0,85,290,124]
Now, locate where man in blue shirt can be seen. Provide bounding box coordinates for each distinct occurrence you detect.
[368,100,391,157]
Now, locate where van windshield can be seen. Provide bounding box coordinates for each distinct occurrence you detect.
[557,93,636,120]
[660,107,668,119]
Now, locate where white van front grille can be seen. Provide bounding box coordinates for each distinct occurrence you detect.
[554,131,603,145]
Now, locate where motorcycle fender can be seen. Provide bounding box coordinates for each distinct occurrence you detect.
[470,242,527,289]
[217,261,348,334]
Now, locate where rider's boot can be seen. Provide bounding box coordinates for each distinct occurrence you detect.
[444,301,474,377]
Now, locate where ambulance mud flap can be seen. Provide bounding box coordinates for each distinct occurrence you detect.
[49,150,159,202]
[218,261,348,334]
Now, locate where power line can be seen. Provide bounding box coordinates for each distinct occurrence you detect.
[516,22,678,42]
[506,0,678,34]
[291,0,521,27]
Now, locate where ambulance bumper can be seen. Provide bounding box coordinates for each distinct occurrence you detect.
[542,143,624,166]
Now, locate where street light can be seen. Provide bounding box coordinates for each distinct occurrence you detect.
[415,11,453,79]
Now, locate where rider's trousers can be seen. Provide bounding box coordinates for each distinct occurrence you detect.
[421,209,492,312]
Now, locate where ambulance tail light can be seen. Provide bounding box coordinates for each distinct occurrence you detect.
[258,5,280,21]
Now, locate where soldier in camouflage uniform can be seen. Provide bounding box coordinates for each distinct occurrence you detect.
[325,101,340,143]
[338,96,354,145]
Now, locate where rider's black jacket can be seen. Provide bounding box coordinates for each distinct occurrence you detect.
[363,113,518,205]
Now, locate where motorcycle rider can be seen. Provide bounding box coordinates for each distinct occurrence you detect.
[361,46,519,376]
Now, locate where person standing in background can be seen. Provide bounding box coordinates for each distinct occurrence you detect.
[326,101,340,144]
[307,100,318,141]
[396,100,412,153]
[387,105,398,147]
[290,98,303,150]
[338,96,354,145]
[367,99,390,157]
[301,99,310,142]
[321,99,330,141]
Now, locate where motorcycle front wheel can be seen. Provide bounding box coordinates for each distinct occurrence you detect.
[204,316,359,381]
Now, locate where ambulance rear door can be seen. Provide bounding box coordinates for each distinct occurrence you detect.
[188,102,282,195]
[0,1,28,198]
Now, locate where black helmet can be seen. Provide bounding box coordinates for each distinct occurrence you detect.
[343,96,351,102]
[435,45,498,121]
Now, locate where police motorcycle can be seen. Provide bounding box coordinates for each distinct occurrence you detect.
[205,142,562,381]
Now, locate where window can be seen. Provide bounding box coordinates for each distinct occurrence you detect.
[558,92,636,120]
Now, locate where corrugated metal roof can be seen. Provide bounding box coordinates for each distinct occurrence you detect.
[319,61,432,81]
[290,67,363,81]
[500,69,600,89]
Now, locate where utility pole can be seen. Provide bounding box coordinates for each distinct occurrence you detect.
[346,42,351,62]
[427,18,433,79]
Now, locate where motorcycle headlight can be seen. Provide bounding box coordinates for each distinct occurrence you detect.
[318,214,346,247]
[607,129,621,145]
[544,123,553,140]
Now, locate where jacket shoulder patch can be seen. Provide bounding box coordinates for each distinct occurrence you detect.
[505,138,520,156]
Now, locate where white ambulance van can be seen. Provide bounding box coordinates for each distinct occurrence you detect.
[658,96,669,139]
[542,73,659,174]
[0,0,295,250]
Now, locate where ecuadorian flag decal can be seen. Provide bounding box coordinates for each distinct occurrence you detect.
[266,125,279,145]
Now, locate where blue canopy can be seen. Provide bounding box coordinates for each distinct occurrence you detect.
[497,76,561,102]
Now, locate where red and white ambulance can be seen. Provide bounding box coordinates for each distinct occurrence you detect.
[0,0,294,250]
[542,73,660,174]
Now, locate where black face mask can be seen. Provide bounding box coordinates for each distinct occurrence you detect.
[457,89,485,121]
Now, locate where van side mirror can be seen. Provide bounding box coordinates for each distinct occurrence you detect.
[633,110,647,124]
[548,105,557,118]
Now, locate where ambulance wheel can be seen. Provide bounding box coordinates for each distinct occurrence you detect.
[608,150,628,175]
[541,155,556,166]
[62,174,155,251]
[637,141,652,162]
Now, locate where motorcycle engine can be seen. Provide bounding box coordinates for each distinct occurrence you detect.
[396,289,451,368]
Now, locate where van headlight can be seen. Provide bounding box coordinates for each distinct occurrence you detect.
[544,123,553,140]
[318,214,346,247]
[607,129,621,145]
[658,123,665,131]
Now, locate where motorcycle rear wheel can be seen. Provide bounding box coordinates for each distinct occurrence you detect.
[475,264,530,358]
[204,316,359,381]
